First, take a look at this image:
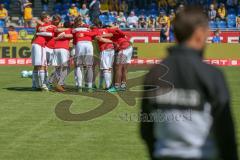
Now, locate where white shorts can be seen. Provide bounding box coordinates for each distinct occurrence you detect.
[70,46,76,57]
[45,47,54,66]
[100,49,115,70]
[54,49,70,66]
[116,46,133,64]
[75,41,94,66]
[31,44,46,66]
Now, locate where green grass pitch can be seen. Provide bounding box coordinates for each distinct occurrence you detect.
[0,65,239,160]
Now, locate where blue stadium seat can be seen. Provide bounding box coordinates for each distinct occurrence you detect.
[228,14,236,21]
[54,3,62,13]
[227,20,236,28]
[149,9,158,16]
[228,8,236,14]
[209,21,217,28]
[217,21,227,28]
[0,20,5,28]
[109,16,116,23]
[63,3,70,10]
[99,15,108,22]
[149,2,158,10]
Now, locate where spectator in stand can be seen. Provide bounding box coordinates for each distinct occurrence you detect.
[176,3,184,14]
[147,15,156,30]
[157,0,168,11]
[138,15,147,29]
[117,12,127,28]
[0,4,8,26]
[159,22,169,42]
[23,2,33,27]
[89,0,100,22]
[212,29,221,43]
[169,9,175,23]
[68,3,79,21]
[167,0,177,9]
[127,11,138,28]
[41,0,49,11]
[79,3,89,17]
[157,11,169,28]
[208,4,217,20]
[119,0,128,14]
[7,26,19,42]
[218,3,227,20]
[109,0,118,12]
[100,0,109,13]
[236,15,240,28]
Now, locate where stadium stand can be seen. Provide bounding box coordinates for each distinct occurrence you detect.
[0,0,240,30]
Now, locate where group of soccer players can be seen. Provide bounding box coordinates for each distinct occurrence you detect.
[31,12,133,93]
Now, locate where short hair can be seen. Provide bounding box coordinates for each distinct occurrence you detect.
[173,6,208,43]
[92,18,102,27]
[64,21,72,28]
[40,12,50,21]
[52,14,61,21]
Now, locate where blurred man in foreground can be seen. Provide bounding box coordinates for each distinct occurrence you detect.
[141,6,238,160]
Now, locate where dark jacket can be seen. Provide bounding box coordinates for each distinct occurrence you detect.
[141,45,238,160]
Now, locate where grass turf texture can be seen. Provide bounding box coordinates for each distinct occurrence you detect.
[0,65,239,160]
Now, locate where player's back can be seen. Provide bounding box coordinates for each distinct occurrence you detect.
[32,23,52,46]
[55,28,72,50]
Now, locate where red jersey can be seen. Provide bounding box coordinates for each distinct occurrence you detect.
[54,28,72,50]
[109,28,131,50]
[45,25,58,49]
[72,27,98,43]
[93,28,114,52]
[32,23,52,47]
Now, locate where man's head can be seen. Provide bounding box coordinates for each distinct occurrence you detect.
[159,11,165,17]
[0,4,4,9]
[130,11,135,17]
[82,3,87,9]
[93,18,102,28]
[63,21,72,28]
[210,4,214,10]
[220,3,225,9]
[173,6,209,50]
[8,26,15,31]
[71,3,76,8]
[52,14,61,26]
[74,16,83,27]
[40,12,51,23]
[214,29,220,36]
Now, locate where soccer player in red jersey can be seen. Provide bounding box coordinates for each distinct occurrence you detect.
[107,27,133,92]
[92,20,115,90]
[72,16,98,92]
[35,15,62,91]
[52,21,73,92]
[31,13,53,91]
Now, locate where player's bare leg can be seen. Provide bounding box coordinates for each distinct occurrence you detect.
[99,70,104,89]
[32,66,40,90]
[85,65,94,92]
[74,64,83,92]
[37,66,49,91]
[108,64,122,92]
[120,64,128,91]
[103,68,112,90]
[58,66,69,87]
